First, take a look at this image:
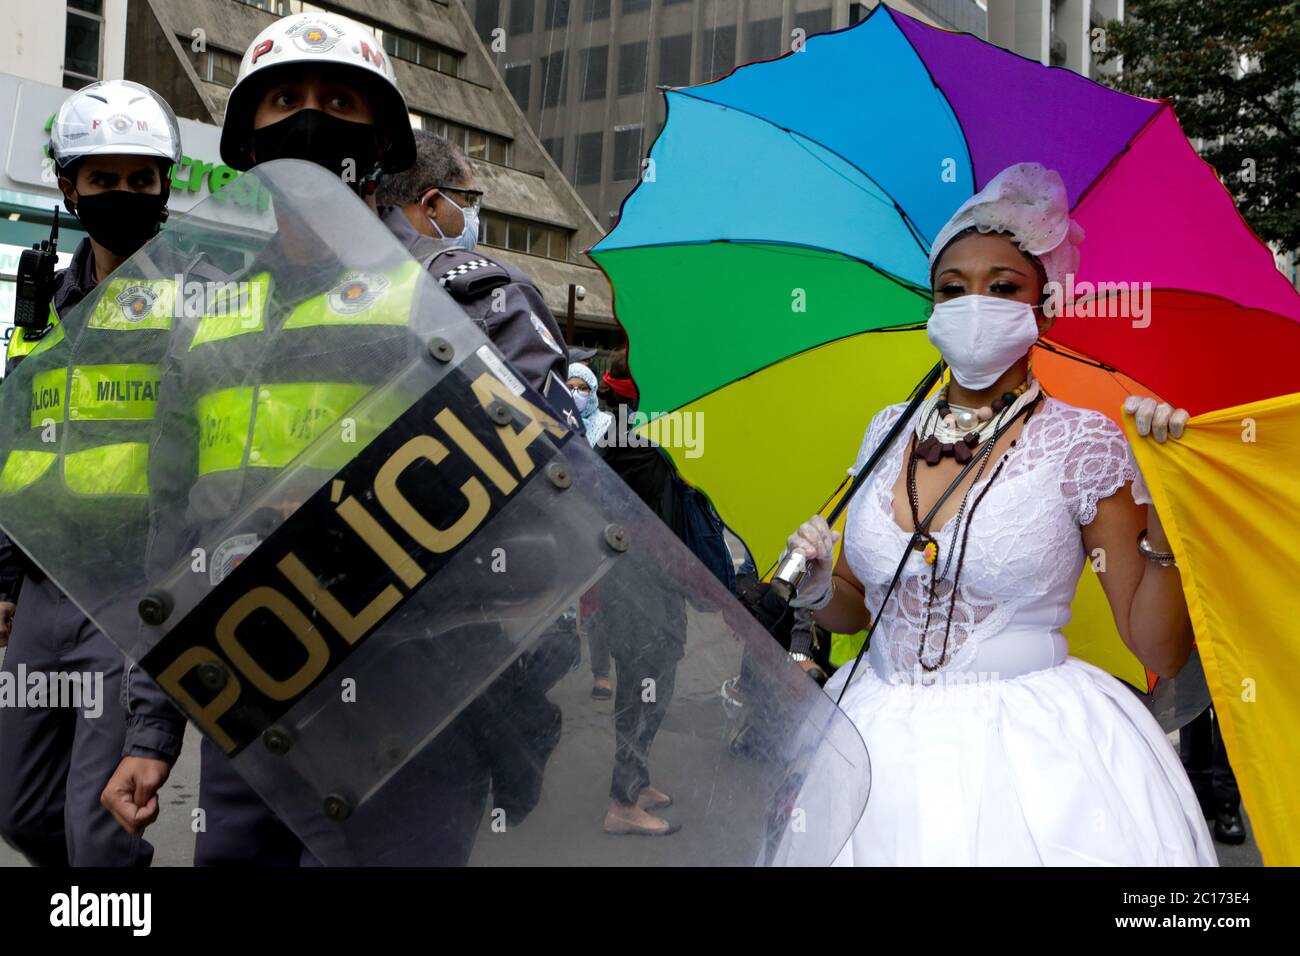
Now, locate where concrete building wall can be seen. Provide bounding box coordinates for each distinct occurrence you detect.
[470,0,986,230]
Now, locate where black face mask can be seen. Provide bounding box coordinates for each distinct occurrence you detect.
[251,110,380,192]
[73,191,167,258]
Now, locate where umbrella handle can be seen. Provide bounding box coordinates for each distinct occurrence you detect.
[772,361,943,601]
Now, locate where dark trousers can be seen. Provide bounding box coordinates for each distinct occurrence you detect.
[608,637,679,805]
[194,721,490,866]
[1180,706,1239,813]
[0,576,153,866]
[586,613,611,681]
[194,737,313,866]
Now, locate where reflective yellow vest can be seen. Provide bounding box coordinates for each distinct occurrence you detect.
[5,306,63,366]
[189,260,422,477]
[0,277,175,499]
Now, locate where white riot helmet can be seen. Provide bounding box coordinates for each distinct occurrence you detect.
[220,12,416,175]
[50,80,181,172]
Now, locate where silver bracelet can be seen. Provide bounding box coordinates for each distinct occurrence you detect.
[1137,529,1178,568]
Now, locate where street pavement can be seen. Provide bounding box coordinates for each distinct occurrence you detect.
[0,617,1263,866]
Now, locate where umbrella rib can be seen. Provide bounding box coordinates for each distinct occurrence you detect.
[592,237,929,294]
[885,6,978,206]
[1070,101,1170,210]
[668,88,933,261]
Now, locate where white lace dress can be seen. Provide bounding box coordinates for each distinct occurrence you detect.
[824,397,1216,866]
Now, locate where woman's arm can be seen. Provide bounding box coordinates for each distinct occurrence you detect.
[1083,489,1194,679]
[809,549,871,636]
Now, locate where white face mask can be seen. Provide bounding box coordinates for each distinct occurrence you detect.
[926,295,1040,390]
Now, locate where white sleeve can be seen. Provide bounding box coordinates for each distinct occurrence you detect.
[849,402,909,477]
[1060,412,1146,525]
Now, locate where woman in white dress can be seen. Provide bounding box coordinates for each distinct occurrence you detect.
[785,164,1217,866]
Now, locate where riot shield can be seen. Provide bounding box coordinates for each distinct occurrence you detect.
[1142,647,1213,735]
[0,161,868,865]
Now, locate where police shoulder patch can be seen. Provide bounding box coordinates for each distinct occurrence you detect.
[431,248,510,301]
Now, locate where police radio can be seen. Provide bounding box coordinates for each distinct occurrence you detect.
[14,208,60,335]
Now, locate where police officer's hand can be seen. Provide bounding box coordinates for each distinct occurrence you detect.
[0,601,14,647]
[101,756,172,834]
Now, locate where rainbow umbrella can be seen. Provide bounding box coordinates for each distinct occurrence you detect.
[589,4,1300,864]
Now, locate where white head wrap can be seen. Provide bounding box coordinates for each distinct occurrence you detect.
[928,163,1085,291]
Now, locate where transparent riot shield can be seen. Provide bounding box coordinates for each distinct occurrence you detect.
[0,161,868,865]
[1142,647,1213,734]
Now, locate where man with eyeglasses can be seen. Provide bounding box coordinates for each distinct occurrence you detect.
[377,129,578,426]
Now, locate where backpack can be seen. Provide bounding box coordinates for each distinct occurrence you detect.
[662,457,737,594]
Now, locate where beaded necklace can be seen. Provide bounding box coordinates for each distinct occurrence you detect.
[905,391,1043,671]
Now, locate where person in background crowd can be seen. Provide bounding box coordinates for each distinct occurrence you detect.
[567,362,612,450]
[586,350,680,834]
[565,362,616,700]
[1181,704,1246,845]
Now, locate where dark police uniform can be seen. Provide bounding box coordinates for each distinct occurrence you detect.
[0,237,160,866]
[380,206,579,429]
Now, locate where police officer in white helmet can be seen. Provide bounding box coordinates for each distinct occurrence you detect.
[0,79,181,867]
[99,11,576,865]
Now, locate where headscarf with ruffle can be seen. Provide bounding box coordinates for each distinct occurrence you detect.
[929,162,1085,292]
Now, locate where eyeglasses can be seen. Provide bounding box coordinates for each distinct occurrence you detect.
[424,183,483,213]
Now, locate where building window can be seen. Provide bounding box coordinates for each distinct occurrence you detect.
[580,46,608,101]
[505,62,532,110]
[702,25,736,79]
[482,212,572,261]
[509,0,535,34]
[544,0,570,30]
[64,0,104,89]
[617,41,647,96]
[411,112,513,167]
[540,51,567,108]
[236,2,464,77]
[795,10,833,39]
[747,17,784,60]
[612,126,643,182]
[376,28,463,77]
[849,2,871,24]
[585,0,610,22]
[542,137,565,172]
[621,0,650,13]
[658,34,691,88]
[181,40,241,88]
[575,131,603,186]
[473,0,501,45]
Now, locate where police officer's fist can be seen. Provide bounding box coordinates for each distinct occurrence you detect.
[0,601,14,647]
[101,756,172,834]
